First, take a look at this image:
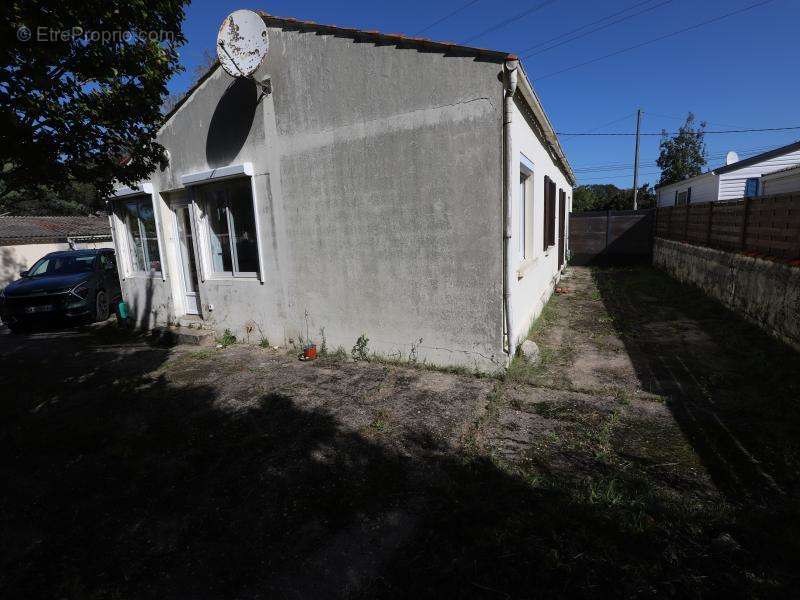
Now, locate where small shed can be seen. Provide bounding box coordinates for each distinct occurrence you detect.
[0,216,112,287]
[762,164,800,195]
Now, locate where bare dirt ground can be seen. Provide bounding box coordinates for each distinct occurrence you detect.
[0,266,798,598]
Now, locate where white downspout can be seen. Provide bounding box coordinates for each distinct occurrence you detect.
[502,58,518,356]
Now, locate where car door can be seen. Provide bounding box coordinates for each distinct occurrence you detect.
[100,253,122,303]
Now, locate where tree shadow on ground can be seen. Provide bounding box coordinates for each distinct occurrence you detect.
[0,321,797,598]
[592,267,800,584]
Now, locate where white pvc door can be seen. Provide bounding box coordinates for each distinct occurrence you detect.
[175,205,200,315]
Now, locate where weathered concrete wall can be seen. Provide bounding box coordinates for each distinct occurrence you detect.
[122,25,506,370]
[653,238,800,350]
[119,274,175,330]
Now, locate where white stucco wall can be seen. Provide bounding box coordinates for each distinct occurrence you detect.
[507,96,572,351]
[0,240,113,288]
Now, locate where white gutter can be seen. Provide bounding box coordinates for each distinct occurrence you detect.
[502,59,518,355]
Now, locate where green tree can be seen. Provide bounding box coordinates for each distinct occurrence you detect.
[572,183,655,212]
[656,113,707,187]
[0,1,188,213]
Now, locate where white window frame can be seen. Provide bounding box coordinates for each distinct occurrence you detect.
[201,184,259,279]
[519,154,535,263]
[180,164,264,282]
[109,184,166,280]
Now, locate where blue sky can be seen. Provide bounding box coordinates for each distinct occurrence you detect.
[170,0,799,188]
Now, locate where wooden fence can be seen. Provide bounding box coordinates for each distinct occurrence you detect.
[570,209,654,265]
[656,192,800,260]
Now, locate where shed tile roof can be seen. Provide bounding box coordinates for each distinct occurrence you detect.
[763,163,800,177]
[257,12,516,63]
[0,216,111,243]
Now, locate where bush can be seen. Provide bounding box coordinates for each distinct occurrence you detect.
[217,329,237,348]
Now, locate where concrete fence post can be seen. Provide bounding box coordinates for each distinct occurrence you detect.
[706,201,714,247]
[740,196,751,252]
[667,207,673,240]
[684,204,691,242]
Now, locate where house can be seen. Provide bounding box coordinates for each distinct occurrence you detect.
[656,140,800,206]
[108,12,575,371]
[762,164,800,195]
[0,216,113,287]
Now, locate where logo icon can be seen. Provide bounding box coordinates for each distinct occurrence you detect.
[17,26,31,42]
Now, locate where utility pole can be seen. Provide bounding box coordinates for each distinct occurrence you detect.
[632,108,642,211]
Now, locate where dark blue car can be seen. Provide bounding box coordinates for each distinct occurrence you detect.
[0,249,122,333]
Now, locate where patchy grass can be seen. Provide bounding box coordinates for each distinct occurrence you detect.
[474,266,800,597]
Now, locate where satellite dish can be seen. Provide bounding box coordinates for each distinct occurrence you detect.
[217,10,269,78]
[726,151,739,166]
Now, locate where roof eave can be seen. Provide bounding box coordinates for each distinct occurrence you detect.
[654,170,715,191]
[514,61,575,186]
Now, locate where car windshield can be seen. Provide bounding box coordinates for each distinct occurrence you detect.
[28,255,96,276]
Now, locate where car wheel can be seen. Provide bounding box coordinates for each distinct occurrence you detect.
[95,290,110,322]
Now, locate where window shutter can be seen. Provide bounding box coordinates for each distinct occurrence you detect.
[687,187,692,205]
[543,176,550,251]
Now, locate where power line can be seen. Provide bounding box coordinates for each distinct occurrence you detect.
[523,0,673,58]
[560,112,635,139]
[532,0,777,81]
[578,172,662,183]
[644,111,747,130]
[556,125,800,136]
[414,0,483,35]
[520,0,657,54]
[572,146,782,172]
[463,0,559,43]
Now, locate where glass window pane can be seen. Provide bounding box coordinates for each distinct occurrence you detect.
[123,202,144,272]
[205,189,233,273]
[519,173,526,258]
[228,181,259,274]
[138,200,162,273]
[28,258,49,276]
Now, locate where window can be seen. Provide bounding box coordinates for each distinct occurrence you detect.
[519,164,534,261]
[745,177,759,197]
[675,187,692,206]
[120,197,161,274]
[198,178,260,277]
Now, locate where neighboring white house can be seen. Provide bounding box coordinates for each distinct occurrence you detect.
[107,12,575,372]
[656,140,800,206]
[762,164,800,195]
[0,216,113,287]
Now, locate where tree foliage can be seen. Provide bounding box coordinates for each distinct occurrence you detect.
[573,183,655,212]
[656,113,707,187]
[0,0,188,213]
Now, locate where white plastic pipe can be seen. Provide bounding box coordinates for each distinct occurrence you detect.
[502,59,518,355]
